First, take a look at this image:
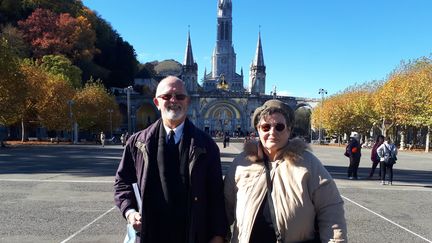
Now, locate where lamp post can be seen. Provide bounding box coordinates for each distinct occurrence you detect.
[124,86,133,134]
[131,114,136,133]
[67,100,74,143]
[107,109,113,138]
[318,88,327,144]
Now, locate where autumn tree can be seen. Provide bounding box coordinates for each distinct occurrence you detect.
[18,59,48,141]
[18,8,97,62]
[0,37,27,126]
[74,79,121,134]
[389,58,432,151]
[36,75,75,131]
[313,93,352,142]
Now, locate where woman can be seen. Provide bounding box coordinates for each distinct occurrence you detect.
[224,100,347,243]
[368,135,384,179]
[377,137,398,185]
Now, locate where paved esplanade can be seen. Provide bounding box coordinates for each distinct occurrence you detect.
[0,142,431,242]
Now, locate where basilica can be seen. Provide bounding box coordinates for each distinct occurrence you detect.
[118,0,315,137]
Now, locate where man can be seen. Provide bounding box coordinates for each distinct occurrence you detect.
[345,132,361,179]
[114,76,227,243]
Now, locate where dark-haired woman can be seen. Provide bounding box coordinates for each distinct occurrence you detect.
[368,135,384,179]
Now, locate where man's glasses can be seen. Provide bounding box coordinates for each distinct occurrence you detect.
[157,93,187,101]
[259,123,286,132]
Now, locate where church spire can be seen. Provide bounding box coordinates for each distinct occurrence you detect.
[252,31,264,67]
[249,30,266,95]
[184,30,195,66]
[218,0,232,17]
[182,29,198,93]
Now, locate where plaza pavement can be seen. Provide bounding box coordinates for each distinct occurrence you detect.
[0,142,431,242]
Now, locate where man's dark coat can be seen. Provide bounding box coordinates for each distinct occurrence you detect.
[114,118,227,243]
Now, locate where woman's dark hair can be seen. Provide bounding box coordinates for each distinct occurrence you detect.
[375,135,384,143]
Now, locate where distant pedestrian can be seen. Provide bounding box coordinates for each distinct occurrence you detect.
[377,137,398,185]
[226,134,230,147]
[100,132,106,147]
[368,135,384,179]
[120,133,126,147]
[345,132,361,180]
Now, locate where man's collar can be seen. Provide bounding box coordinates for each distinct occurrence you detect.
[163,120,185,143]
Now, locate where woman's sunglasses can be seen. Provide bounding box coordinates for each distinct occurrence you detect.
[259,123,286,132]
[157,93,187,101]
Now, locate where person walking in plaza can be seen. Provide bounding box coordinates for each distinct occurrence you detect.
[345,132,361,180]
[377,136,398,185]
[368,135,384,179]
[224,99,347,243]
[223,133,227,148]
[100,131,106,147]
[120,133,126,147]
[114,76,227,243]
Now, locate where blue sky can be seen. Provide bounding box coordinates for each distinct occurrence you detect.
[82,0,432,98]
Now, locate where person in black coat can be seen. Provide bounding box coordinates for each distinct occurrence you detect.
[114,76,227,243]
[345,132,362,180]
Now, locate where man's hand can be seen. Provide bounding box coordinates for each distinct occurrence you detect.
[209,236,224,243]
[127,212,142,231]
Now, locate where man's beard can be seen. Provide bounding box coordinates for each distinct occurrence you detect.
[162,105,186,121]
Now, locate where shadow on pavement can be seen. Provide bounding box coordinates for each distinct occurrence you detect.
[0,145,122,177]
[325,165,432,186]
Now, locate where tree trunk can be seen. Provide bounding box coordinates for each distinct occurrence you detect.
[426,126,430,153]
[400,130,405,150]
[412,127,418,149]
[21,118,25,142]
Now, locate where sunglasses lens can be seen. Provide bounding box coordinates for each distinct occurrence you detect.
[260,124,271,132]
[176,94,187,100]
[159,94,172,100]
[260,123,286,132]
[159,94,187,101]
[275,123,285,131]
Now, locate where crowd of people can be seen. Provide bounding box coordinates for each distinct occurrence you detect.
[345,132,398,185]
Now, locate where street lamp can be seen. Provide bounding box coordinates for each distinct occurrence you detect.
[124,86,133,134]
[107,109,113,138]
[318,88,327,144]
[67,100,74,143]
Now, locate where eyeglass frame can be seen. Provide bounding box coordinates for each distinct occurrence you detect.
[258,123,287,132]
[156,93,188,101]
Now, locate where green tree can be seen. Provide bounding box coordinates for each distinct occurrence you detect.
[40,54,82,88]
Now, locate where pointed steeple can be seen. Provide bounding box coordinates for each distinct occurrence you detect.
[218,0,232,17]
[252,32,264,67]
[249,30,266,95]
[184,30,195,66]
[182,29,198,93]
